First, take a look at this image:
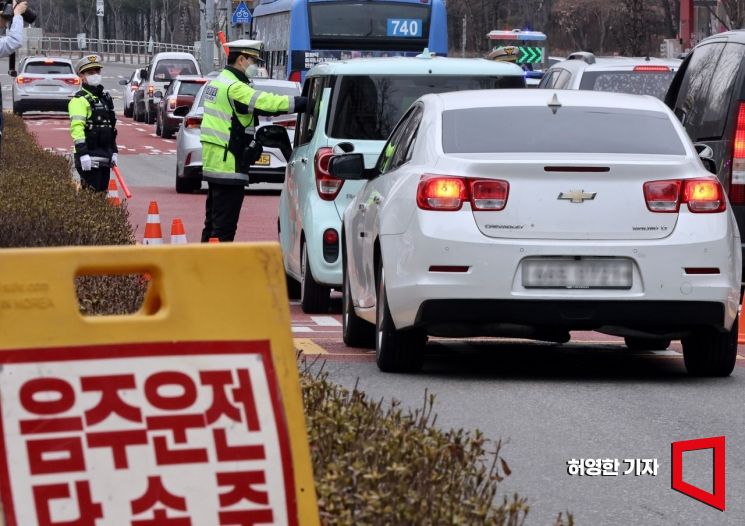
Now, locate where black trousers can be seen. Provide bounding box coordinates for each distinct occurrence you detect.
[77,166,111,193]
[201,182,246,242]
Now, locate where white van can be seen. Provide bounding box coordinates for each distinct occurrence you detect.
[133,52,200,123]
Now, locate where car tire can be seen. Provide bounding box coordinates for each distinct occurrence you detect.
[162,126,174,139]
[286,272,301,300]
[342,261,375,348]
[375,264,425,372]
[12,102,22,116]
[300,242,330,313]
[624,337,672,351]
[155,115,162,136]
[123,103,133,118]
[175,173,201,194]
[682,317,738,377]
[147,109,156,125]
[134,104,143,122]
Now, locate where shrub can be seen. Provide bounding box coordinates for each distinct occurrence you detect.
[302,363,573,525]
[0,114,146,314]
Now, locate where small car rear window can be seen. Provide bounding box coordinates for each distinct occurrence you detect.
[154,60,199,81]
[24,62,73,75]
[579,71,676,100]
[442,106,686,155]
[177,81,205,97]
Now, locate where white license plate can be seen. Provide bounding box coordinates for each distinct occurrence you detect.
[254,153,271,166]
[522,258,632,289]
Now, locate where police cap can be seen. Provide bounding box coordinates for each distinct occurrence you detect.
[75,54,103,75]
[487,46,519,63]
[226,39,265,62]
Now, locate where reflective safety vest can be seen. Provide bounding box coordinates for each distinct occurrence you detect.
[68,86,117,160]
[201,67,294,185]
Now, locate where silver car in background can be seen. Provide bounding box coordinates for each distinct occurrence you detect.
[175,78,300,193]
[11,57,80,115]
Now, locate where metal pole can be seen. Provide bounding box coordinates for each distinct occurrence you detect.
[205,0,215,73]
[461,15,467,57]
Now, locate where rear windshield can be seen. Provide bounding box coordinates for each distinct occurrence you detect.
[153,59,199,81]
[309,2,430,50]
[24,62,73,75]
[177,81,205,97]
[329,75,525,140]
[579,71,675,100]
[442,106,686,155]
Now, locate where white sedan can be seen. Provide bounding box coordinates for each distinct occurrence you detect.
[332,89,742,376]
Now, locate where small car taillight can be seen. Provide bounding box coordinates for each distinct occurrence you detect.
[470,179,509,211]
[185,116,202,129]
[730,102,745,204]
[147,85,155,96]
[315,147,343,201]
[60,78,80,86]
[416,176,468,211]
[644,178,726,213]
[168,97,176,110]
[16,76,36,85]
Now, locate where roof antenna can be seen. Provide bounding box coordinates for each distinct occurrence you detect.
[548,93,562,114]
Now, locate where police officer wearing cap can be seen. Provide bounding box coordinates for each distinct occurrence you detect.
[68,54,118,192]
[487,46,519,63]
[200,39,307,242]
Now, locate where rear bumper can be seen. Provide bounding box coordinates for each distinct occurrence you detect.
[415,299,727,333]
[14,98,71,111]
[248,167,286,184]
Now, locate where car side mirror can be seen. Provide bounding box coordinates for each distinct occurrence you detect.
[153,90,163,99]
[9,70,17,78]
[118,78,128,85]
[328,154,371,180]
[255,124,293,162]
[173,106,190,117]
[695,143,717,174]
[139,68,147,79]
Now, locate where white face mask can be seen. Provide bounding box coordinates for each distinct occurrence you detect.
[85,73,102,86]
[246,64,259,78]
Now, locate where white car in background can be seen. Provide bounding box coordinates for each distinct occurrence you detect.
[11,57,79,114]
[174,78,300,193]
[333,89,741,376]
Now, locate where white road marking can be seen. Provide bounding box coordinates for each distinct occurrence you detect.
[311,316,342,327]
[291,326,314,333]
[650,350,682,356]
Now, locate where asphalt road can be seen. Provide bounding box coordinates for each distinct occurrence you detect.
[14,58,745,525]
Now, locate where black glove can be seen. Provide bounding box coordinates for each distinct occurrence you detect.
[293,96,308,114]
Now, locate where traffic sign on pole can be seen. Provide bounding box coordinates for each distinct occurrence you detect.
[517,46,544,65]
[231,1,252,25]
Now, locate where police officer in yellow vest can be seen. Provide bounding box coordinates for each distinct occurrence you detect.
[68,54,118,192]
[200,39,307,242]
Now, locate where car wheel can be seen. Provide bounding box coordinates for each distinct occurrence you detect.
[147,109,156,124]
[342,261,375,348]
[155,115,162,136]
[286,272,301,300]
[175,172,201,194]
[682,317,738,377]
[375,264,425,372]
[123,103,133,118]
[162,126,174,140]
[12,102,22,116]
[300,242,330,313]
[134,104,143,122]
[624,337,672,351]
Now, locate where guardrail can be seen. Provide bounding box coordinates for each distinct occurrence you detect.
[27,37,196,65]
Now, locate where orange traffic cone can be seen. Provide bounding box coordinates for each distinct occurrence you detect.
[106,179,121,206]
[738,294,745,345]
[143,201,163,245]
[170,218,187,244]
[208,237,220,243]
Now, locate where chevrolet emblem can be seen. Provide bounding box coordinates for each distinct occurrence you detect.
[558,190,597,203]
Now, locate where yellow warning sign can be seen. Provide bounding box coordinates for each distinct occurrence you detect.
[0,243,320,526]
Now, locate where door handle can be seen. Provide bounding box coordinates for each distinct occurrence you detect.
[300,157,308,164]
[358,203,367,211]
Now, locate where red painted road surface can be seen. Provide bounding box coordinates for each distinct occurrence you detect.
[27,114,745,369]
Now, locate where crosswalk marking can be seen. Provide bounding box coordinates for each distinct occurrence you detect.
[310,316,342,327]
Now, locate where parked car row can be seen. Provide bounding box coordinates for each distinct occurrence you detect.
[266,37,745,377]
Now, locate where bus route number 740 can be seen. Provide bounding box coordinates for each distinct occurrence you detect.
[387,18,422,38]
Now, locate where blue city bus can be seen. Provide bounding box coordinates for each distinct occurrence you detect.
[252,0,448,81]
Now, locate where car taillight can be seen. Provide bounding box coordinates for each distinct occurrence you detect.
[185,153,192,165]
[16,76,36,85]
[322,228,339,262]
[130,82,139,92]
[288,70,301,83]
[416,176,510,212]
[59,77,80,86]
[148,85,154,96]
[644,179,725,213]
[416,176,468,211]
[730,102,745,204]
[185,116,202,128]
[470,179,509,211]
[315,147,343,201]
[633,65,670,72]
[168,97,176,110]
